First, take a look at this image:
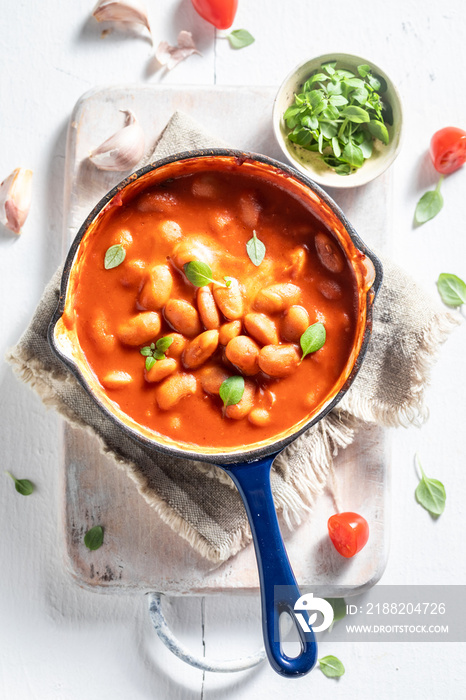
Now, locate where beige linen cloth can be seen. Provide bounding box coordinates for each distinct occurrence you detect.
[7,112,460,563]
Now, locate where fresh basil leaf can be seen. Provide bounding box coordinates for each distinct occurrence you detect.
[306,73,327,86]
[437,273,466,307]
[342,141,364,168]
[153,350,166,361]
[353,131,365,145]
[145,356,156,371]
[184,260,216,287]
[84,525,104,551]
[341,106,370,123]
[156,336,174,353]
[301,114,319,130]
[246,231,266,267]
[415,455,446,516]
[319,655,345,678]
[357,64,371,78]
[295,128,313,146]
[414,190,444,224]
[335,69,355,79]
[300,322,326,360]
[227,29,255,50]
[329,94,348,107]
[327,81,342,96]
[335,163,352,175]
[370,73,387,92]
[360,133,374,159]
[306,89,324,108]
[140,346,152,357]
[320,122,338,139]
[325,598,347,624]
[368,120,389,145]
[219,376,245,408]
[224,276,233,288]
[331,137,341,158]
[283,104,303,120]
[104,244,126,270]
[322,105,340,120]
[318,132,324,153]
[346,77,365,89]
[352,87,369,104]
[322,61,336,75]
[6,471,34,496]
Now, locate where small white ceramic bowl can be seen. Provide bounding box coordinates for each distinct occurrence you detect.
[273,53,403,188]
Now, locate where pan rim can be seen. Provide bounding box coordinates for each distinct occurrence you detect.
[48,148,383,465]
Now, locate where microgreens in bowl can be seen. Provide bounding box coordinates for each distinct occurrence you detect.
[283,61,392,176]
[273,53,403,187]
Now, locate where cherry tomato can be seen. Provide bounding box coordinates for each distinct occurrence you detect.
[430,127,466,174]
[191,0,238,30]
[327,512,369,558]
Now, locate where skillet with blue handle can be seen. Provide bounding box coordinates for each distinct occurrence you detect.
[48,150,382,677]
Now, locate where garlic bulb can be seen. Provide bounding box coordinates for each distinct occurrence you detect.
[92,0,151,37]
[89,110,145,172]
[156,31,201,71]
[0,168,33,235]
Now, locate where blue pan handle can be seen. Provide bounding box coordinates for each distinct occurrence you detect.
[223,453,318,677]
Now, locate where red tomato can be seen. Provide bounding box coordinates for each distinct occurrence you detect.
[430,127,466,174]
[327,512,369,558]
[191,0,238,30]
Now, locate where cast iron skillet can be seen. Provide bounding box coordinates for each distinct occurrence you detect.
[48,149,382,678]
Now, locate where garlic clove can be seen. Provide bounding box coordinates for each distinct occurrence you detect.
[156,31,201,71]
[92,0,151,37]
[0,168,33,235]
[89,109,145,172]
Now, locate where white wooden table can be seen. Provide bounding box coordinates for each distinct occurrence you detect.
[1,1,465,698]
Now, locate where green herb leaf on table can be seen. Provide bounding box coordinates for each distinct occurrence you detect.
[318,655,345,678]
[437,273,466,307]
[415,454,446,516]
[246,230,266,266]
[300,322,326,361]
[227,29,255,50]
[219,376,245,408]
[5,471,34,496]
[415,176,444,225]
[104,244,126,270]
[84,525,104,551]
[184,261,228,288]
[325,598,347,625]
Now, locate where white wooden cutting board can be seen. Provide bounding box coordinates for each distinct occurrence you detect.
[62,85,391,596]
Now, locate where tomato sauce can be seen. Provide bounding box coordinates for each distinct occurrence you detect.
[66,167,361,451]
